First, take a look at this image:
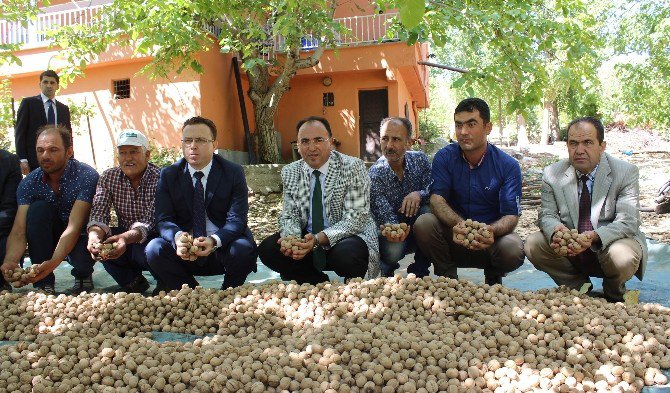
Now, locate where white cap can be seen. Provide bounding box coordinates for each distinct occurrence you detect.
[117,130,149,149]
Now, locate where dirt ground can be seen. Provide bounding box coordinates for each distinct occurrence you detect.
[248,129,670,245]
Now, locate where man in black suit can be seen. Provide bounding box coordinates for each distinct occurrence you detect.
[15,70,72,175]
[0,149,21,290]
[145,116,257,292]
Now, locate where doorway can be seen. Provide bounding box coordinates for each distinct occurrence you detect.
[359,89,388,161]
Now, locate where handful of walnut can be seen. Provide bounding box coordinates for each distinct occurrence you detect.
[3,265,39,287]
[178,233,205,261]
[280,235,308,253]
[551,228,589,256]
[92,242,119,259]
[454,219,493,249]
[381,223,409,239]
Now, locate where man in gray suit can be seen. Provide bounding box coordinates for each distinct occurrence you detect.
[525,117,646,302]
[258,116,379,284]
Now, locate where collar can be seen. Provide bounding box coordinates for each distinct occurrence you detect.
[576,165,598,182]
[460,143,489,168]
[188,159,213,179]
[40,93,56,103]
[41,158,74,184]
[310,159,329,178]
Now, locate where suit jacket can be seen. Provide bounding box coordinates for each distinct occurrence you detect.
[0,149,21,238]
[538,152,647,279]
[15,95,72,169]
[279,151,380,279]
[154,154,255,250]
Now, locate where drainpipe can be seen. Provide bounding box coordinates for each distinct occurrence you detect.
[232,57,256,164]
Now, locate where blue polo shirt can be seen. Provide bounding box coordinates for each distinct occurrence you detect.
[430,143,521,224]
[17,159,99,224]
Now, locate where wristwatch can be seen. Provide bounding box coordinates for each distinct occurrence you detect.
[312,234,321,251]
[209,236,219,252]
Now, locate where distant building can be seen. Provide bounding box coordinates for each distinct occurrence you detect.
[1,0,429,167]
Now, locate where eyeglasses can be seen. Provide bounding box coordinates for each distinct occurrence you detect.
[181,138,214,146]
[298,137,330,147]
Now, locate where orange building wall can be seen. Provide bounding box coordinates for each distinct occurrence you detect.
[276,69,397,160]
[9,58,202,170]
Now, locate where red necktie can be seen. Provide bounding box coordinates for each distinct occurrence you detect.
[578,175,593,233]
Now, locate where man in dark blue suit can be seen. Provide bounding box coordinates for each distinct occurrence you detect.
[0,149,21,290]
[146,116,257,292]
[15,70,72,175]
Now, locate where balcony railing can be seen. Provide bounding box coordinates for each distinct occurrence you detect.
[1,6,399,52]
[0,4,106,47]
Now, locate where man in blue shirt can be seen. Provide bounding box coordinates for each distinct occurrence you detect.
[369,117,432,277]
[0,149,21,290]
[0,125,98,295]
[414,98,524,285]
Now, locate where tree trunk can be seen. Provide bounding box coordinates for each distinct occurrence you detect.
[516,113,529,148]
[541,99,559,145]
[254,104,281,163]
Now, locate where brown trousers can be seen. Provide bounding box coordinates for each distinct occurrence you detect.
[524,231,642,300]
[413,213,525,278]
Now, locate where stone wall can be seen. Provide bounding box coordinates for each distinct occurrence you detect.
[243,164,284,195]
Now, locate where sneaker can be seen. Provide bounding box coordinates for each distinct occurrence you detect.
[70,275,94,294]
[484,275,503,286]
[36,284,56,295]
[122,275,150,294]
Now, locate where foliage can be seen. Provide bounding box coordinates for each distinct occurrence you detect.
[148,142,181,168]
[0,79,14,150]
[382,0,603,120]
[46,0,341,162]
[66,100,96,136]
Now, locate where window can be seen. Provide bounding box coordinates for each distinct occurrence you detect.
[113,79,131,100]
[323,92,334,107]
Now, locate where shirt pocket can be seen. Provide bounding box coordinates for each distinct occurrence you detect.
[479,178,501,203]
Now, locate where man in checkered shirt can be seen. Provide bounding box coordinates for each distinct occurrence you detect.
[87,130,161,293]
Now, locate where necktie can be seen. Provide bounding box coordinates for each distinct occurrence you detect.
[311,170,327,271]
[47,99,56,125]
[578,175,593,233]
[192,171,206,238]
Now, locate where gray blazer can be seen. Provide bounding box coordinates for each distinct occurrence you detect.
[279,151,380,279]
[538,152,647,279]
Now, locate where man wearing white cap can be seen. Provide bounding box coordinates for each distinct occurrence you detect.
[87,130,161,293]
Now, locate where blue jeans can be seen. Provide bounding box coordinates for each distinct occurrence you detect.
[26,200,94,287]
[378,232,430,277]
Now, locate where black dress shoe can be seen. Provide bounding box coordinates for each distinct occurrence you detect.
[122,275,150,294]
[485,275,503,286]
[151,281,170,296]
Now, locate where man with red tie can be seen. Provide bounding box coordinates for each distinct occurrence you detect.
[15,70,72,175]
[524,117,647,302]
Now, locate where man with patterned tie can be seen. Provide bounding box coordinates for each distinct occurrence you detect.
[15,70,72,175]
[145,116,257,291]
[258,116,380,284]
[524,117,647,302]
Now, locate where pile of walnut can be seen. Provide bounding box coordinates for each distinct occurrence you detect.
[381,223,408,239]
[0,277,669,392]
[455,219,493,249]
[92,242,119,259]
[2,265,39,288]
[279,235,307,252]
[551,228,589,256]
[177,233,203,261]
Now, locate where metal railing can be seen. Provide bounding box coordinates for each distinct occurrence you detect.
[1,6,399,52]
[1,4,106,46]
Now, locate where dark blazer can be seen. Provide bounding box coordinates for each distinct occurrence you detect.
[155,154,255,249]
[15,95,72,170]
[0,149,21,241]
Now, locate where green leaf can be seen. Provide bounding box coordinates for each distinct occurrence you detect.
[399,0,425,30]
[578,283,592,295]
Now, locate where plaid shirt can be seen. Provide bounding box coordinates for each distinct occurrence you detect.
[88,163,160,243]
[369,150,432,226]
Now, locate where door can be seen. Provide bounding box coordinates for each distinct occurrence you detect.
[359,89,388,161]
